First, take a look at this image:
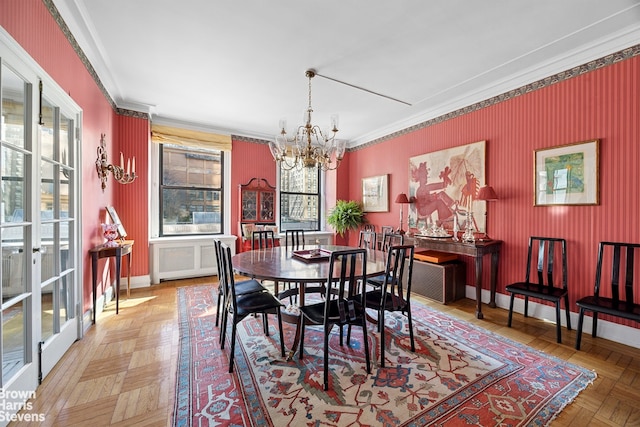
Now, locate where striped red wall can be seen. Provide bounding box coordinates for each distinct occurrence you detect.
[348,55,640,327]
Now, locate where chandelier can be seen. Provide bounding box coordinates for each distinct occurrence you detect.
[269,69,346,171]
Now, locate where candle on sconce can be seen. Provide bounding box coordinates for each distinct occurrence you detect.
[127,158,131,175]
[132,157,136,174]
[120,152,124,169]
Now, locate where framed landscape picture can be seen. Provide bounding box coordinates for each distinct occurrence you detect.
[362,174,389,212]
[534,139,599,206]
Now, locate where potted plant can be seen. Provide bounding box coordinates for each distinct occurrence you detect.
[327,200,366,237]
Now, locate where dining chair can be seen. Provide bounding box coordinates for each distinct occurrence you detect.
[252,230,276,250]
[380,225,394,235]
[575,241,640,350]
[361,244,415,367]
[298,248,371,390]
[214,239,267,328]
[367,232,405,288]
[284,229,305,249]
[358,230,377,251]
[506,236,570,344]
[363,224,376,232]
[218,242,285,373]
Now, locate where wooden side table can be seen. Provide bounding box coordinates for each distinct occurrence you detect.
[89,240,134,324]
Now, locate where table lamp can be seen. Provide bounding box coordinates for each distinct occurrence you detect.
[395,193,411,235]
[477,185,498,240]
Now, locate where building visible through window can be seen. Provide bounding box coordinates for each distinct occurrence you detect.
[280,158,320,231]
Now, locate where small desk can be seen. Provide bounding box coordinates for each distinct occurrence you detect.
[412,236,501,319]
[89,240,134,324]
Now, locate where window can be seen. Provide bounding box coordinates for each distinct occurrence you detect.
[279,160,320,231]
[159,144,223,235]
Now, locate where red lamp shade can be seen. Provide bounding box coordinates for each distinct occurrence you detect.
[477,185,498,201]
[395,193,410,204]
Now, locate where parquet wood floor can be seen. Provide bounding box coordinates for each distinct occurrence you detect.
[9,276,640,426]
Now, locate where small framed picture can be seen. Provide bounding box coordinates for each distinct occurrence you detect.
[106,206,128,238]
[534,139,599,206]
[362,174,389,212]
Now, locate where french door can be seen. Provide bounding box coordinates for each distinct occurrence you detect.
[1,31,81,422]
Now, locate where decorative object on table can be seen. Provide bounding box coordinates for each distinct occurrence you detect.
[362,174,389,212]
[408,140,486,233]
[174,285,596,427]
[327,200,366,236]
[476,184,498,240]
[101,223,120,247]
[534,139,599,206]
[269,69,346,171]
[461,211,475,243]
[452,212,460,241]
[394,193,413,235]
[106,206,127,240]
[95,133,137,191]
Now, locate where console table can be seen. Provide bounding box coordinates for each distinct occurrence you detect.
[89,240,134,324]
[412,237,501,319]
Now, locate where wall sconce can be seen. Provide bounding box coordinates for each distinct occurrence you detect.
[95,133,137,191]
[477,185,498,240]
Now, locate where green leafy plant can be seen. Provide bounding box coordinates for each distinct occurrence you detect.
[327,200,366,236]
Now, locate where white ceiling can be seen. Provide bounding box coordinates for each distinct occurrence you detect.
[53,0,640,147]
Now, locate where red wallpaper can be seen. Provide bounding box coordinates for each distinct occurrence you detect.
[0,0,118,311]
[348,55,640,327]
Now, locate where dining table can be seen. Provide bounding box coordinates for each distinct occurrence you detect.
[231,244,388,357]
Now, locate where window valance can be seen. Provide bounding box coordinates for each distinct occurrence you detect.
[151,124,232,151]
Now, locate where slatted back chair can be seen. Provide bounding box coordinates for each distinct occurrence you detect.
[363,224,376,232]
[576,241,640,350]
[363,244,415,367]
[284,229,305,249]
[380,225,394,235]
[358,230,377,251]
[218,242,285,373]
[251,230,276,250]
[506,236,570,343]
[380,232,404,252]
[298,248,371,390]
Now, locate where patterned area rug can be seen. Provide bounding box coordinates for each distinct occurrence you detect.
[173,285,595,426]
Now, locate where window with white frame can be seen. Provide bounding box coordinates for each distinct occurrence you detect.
[279,159,321,231]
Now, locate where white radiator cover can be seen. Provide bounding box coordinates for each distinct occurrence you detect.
[149,235,237,284]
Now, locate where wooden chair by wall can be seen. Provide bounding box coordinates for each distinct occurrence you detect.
[285,229,305,249]
[506,236,570,343]
[575,241,640,350]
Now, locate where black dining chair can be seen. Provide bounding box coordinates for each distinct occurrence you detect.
[575,241,640,350]
[358,230,377,251]
[214,239,267,328]
[284,229,305,249]
[218,242,286,373]
[506,236,570,344]
[361,244,415,367]
[252,230,276,250]
[367,232,405,288]
[298,248,371,390]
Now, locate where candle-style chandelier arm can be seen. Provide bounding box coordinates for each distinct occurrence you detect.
[95,133,137,191]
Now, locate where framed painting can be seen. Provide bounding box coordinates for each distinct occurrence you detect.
[362,174,389,212]
[106,206,128,239]
[408,140,486,232]
[534,139,599,206]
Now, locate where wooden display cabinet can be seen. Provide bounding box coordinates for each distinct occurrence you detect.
[238,178,278,251]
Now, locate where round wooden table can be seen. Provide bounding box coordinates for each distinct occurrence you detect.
[231,245,388,357]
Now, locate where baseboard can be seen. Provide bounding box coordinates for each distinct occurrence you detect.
[465,285,640,350]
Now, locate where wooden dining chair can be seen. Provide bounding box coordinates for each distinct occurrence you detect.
[298,248,371,390]
[380,225,394,235]
[218,242,285,373]
[284,229,305,249]
[506,236,570,344]
[363,224,376,232]
[575,241,640,350]
[367,232,404,288]
[358,230,377,251]
[214,239,267,328]
[361,244,415,367]
[252,230,276,250]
